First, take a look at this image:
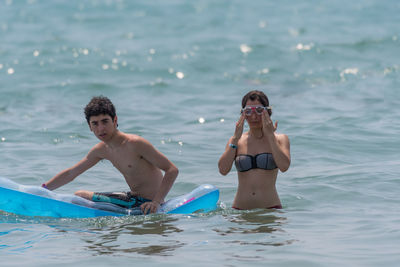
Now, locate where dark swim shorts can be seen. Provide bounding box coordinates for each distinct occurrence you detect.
[92,191,151,209]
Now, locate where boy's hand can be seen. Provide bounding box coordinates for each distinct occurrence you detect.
[141,201,160,214]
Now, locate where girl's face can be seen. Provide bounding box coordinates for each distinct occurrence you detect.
[243,99,264,128]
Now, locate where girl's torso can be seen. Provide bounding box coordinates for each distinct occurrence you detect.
[233,132,281,209]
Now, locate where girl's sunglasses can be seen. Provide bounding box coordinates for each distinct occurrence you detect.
[241,106,271,116]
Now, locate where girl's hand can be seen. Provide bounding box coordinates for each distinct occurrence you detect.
[233,113,246,141]
[261,110,278,136]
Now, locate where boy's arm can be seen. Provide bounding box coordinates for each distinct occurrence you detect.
[136,138,179,214]
[44,147,102,190]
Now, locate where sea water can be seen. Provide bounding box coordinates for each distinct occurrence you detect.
[0,0,399,266]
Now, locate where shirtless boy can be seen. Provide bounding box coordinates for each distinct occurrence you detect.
[43,96,179,214]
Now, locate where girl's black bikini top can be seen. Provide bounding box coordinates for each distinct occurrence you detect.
[235,153,277,172]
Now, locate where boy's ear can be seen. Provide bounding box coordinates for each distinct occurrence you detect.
[114,116,118,128]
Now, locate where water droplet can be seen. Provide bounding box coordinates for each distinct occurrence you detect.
[240,44,252,54]
[259,20,267,28]
[295,43,313,51]
[288,28,299,37]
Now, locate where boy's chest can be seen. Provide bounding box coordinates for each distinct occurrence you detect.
[104,148,141,172]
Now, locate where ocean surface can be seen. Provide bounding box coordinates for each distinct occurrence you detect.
[1,0,399,266]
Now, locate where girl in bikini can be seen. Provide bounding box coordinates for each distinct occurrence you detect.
[218,90,291,210]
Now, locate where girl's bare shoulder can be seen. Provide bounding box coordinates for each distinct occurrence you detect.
[275,132,290,145]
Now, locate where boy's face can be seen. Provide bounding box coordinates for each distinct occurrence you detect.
[88,114,117,141]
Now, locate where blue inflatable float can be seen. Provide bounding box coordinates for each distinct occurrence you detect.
[0,177,219,218]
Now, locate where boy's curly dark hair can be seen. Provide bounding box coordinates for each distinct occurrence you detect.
[84,96,116,124]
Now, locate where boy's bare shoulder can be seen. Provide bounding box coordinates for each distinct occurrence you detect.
[92,141,107,150]
[122,134,155,157]
[87,142,107,159]
[124,133,149,147]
